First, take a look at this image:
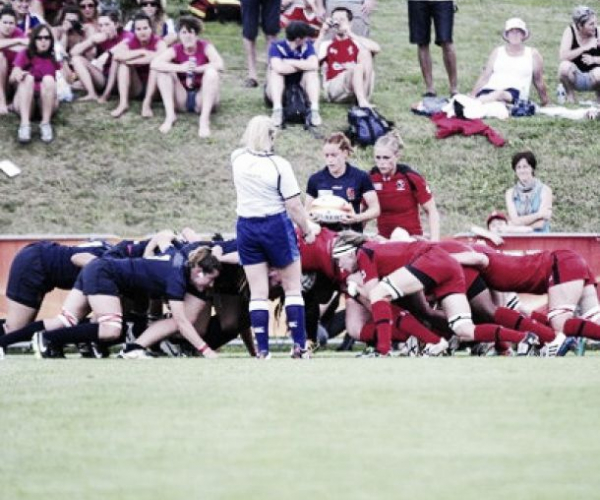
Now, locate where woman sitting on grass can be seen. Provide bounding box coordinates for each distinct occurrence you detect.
[110,12,166,118]
[151,15,223,137]
[78,0,99,34]
[125,0,177,46]
[10,24,61,143]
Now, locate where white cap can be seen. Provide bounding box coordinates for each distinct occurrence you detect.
[503,18,530,41]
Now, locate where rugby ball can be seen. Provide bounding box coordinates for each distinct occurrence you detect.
[309,195,354,224]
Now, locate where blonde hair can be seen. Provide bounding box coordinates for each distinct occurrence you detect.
[241,115,276,153]
[374,130,404,155]
[324,132,353,155]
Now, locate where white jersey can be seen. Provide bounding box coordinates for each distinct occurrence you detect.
[485,46,533,100]
[231,148,301,218]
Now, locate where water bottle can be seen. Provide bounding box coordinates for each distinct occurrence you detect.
[556,83,566,105]
[186,56,196,89]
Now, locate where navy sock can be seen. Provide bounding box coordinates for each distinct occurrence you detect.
[285,295,306,349]
[0,320,45,348]
[249,300,270,353]
[46,323,100,346]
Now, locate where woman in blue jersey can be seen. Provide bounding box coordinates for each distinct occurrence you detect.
[31,246,221,359]
[231,115,316,359]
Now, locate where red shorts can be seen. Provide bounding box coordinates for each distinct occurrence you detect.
[405,246,466,300]
[550,250,597,288]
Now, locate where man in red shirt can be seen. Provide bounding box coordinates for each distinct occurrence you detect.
[315,6,379,108]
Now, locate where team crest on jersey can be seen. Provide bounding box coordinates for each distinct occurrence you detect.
[396,180,406,191]
[346,187,356,200]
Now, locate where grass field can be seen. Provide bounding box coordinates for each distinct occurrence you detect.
[2,354,600,500]
[0,0,599,236]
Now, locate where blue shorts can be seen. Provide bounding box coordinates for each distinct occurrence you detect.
[6,242,49,309]
[241,0,281,40]
[477,87,520,104]
[408,0,454,46]
[574,69,593,91]
[236,212,299,267]
[78,259,120,297]
[186,89,198,113]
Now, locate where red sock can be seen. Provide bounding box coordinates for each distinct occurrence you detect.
[530,310,550,326]
[494,307,556,343]
[371,301,392,355]
[359,322,376,344]
[564,318,600,340]
[474,324,525,344]
[396,310,440,344]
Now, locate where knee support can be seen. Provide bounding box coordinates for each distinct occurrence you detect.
[548,305,576,321]
[582,305,600,324]
[505,293,521,310]
[58,309,80,328]
[448,313,473,333]
[97,313,123,330]
[380,277,404,301]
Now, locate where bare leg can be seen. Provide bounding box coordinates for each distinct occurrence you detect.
[156,72,178,133]
[71,55,104,101]
[141,69,158,118]
[558,61,577,103]
[417,44,435,95]
[0,54,9,114]
[197,67,220,138]
[243,37,258,82]
[266,70,285,109]
[302,70,320,109]
[14,75,34,126]
[111,63,131,118]
[441,42,458,94]
[4,299,38,333]
[40,75,57,125]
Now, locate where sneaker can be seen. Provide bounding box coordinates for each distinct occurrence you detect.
[159,340,183,357]
[422,338,449,357]
[310,109,322,126]
[557,336,578,357]
[18,124,31,144]
[336,333,355,352]
[39,123,54,143]
[291,344,311,359]
[271,108,283,128]
[517,332,540,356]
[32,331,64,359]
[117,345,153,359]
[543,332,566,358]
[306,339,319,354]
[256,350,271,360]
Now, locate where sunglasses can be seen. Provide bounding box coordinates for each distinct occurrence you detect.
[375,155,392,160]
[80,3,95,8]
[140,1,158,6]
[35,35,51,40]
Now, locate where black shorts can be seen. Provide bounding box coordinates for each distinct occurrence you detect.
[78,259,120,297]
[241,0,281,40]
[476,87,519,104]
[408,0,455,46]
[6,242,51,309]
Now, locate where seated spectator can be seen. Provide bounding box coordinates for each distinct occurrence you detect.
[78,0,98,34]
[10,23,60,143]
[326,0,375,38]
[0,6,28,114]
[469,210,534,246]
[151,16,223,137]
[265,20,321,127]
[11,0,44,34]
[369,131,440,240]
[110,12,166,118]
[70,9,128,102]
[33,0,64,25]
[505,150,552,233]
[315,6,379,108]
[305,131,380,233]
[558,5,600,103]
[281,0,323,32]
[125,0,177,46]
[52,6,86,83]
[471,18,549,106]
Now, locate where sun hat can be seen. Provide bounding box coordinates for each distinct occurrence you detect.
[503,18,530,41]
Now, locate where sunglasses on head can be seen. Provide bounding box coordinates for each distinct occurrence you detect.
[35,35,51,40]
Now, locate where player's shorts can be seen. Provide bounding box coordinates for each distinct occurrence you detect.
[477,87,520,104]
[77,259,120,297]
[6,242,51,309]
[404,246,466,300]
[241,0,281,40]
[550,250,596,288]
[236,211,300,267]
[408,0,454,46]
[324,72,354,103]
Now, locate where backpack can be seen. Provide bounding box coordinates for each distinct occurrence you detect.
[347,106,393,147]
[282,83,311,128]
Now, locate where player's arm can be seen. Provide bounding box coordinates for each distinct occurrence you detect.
[470,48,498,96]
[70,253,99,267]
[169,297,217,358]
[421,198,440,241]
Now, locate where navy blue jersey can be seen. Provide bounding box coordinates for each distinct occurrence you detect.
[306,163,375,232]
[103,239,150,259]
[179,239,238,259]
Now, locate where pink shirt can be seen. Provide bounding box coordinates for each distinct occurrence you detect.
[0,27,26,67]
[172,40,209,89]
[14,49,61,91]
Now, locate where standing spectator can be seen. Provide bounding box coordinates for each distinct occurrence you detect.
[0,6,27,114]
[315,6,379,108]
[407,0,457,97]
[151,15,223,137]
[280,0,323,31]
[11,0,43,34]
[369,131,440,240]
[231,115,316,359]
[241,0,280,88]
[326,0,375,37]
[10,23,60,143]
[505,150,552,233]
[471,17,549,106]
[558,5,600,104]
[306,132,380,233]
[265,20,321,127]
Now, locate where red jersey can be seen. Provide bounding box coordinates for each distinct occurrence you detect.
[297,227,338,281]
[323,36,360,81]
[357,240,432,283]
[436,240,480,292]
[173,40,209,90]
[370,164,433,239]
[0,27,25,68]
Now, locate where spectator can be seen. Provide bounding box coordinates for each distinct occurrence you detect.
[280,0,323,31]
[125,0,177,46]
[78,0,98,34]
[326,0,375,37]
[110,12,166,118]
[52,6,86,84]
[558,5,600,104]
[0,6,27,114]
[305,131,380,233]
[370,131,440,240]
[151,15,224,137]
[11,0,43,34]
[241,0,280,88]
[408,0,457,97]
[471,17,549,106]
[10,23,60,143]
[468,210,534,247]
[315,6,379,108]
[265,20,320,127]
[505,150,552,233]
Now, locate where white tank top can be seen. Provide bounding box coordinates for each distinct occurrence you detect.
[484,46,533,100]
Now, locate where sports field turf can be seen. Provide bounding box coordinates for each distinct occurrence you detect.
[2,354,600,500]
